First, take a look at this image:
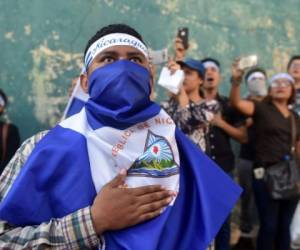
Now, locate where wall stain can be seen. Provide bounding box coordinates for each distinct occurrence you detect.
[24,25,32,36]
[28,41,82,126]
[4,31,15,42]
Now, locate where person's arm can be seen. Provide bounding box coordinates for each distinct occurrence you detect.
[229,59,255,116]
[174,37,187,61]
[0,207,100,249]
[210,113,248,143]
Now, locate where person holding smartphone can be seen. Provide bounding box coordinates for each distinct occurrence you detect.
[233,67,268,250]
[161,57,210,152]
[230,58,300,250]
[161,34,213,152]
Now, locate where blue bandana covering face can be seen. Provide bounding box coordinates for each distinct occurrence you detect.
[0,59,242,250]
[85,60,160,130]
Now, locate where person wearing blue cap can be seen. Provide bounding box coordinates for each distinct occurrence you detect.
[230,58,300,250]
[161,57,211,152]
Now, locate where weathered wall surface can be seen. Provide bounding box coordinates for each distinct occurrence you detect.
[1,0,300,140]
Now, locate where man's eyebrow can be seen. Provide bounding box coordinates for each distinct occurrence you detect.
[98,51,119,57]
[126,51,146,59]
[126,51,144,56]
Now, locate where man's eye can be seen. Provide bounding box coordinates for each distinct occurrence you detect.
[101,57,115,63]
[130,57,143,64]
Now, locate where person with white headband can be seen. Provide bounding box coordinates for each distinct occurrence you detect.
[0,24,174,249]
[0,24,241,249]
[230,58,300,250]
[0,89,20,175]
[201,57,247,250]
[233,67,267,250]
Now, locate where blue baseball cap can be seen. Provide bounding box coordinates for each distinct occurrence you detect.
[177,58,206,78]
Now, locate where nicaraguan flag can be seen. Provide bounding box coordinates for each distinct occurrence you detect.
[62,76,89,119]
[0,61,241,250]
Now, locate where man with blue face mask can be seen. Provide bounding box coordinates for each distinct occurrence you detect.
[0,24,176,250]
[0,24,241,249]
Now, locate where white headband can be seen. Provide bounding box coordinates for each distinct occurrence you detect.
[269,73,295,85]
[203,61,220,71]
[84,33,148,71]
[247,72,266,82]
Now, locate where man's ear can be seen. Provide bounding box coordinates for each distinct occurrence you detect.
[80,73,89,93]
[199,76,204,86]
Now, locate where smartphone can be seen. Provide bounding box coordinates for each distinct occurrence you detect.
[148,48,168,65]
[238,55,258,70]
[177,27,189,49]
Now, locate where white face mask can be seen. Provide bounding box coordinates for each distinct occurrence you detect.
[247,72,267,97]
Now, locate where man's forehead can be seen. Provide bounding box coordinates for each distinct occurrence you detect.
[206,65,220,73]
[291,59,300,65]
[100,45,146,57]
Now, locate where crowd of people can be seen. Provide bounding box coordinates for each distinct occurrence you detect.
[0,23,299,250]
[160,38,300,250]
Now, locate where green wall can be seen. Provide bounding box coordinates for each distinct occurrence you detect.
[1,0,300,140]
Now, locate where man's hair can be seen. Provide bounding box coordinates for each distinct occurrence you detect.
[84,24,145,58]
[0,89,8,107]
[201,57,221,70]
[245,67,267,83]
[287,55,300,70]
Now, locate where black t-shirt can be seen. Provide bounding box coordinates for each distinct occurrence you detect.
[0,122,20,174]
[253,100,300,167]
[206,95,246,172]
[239,121,256,161]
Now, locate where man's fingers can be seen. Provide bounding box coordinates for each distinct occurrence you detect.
[108,169,127,188]
[138,190,174,205]
[138,196,173,214]
[129,185,166,196]
[138,209,165,223]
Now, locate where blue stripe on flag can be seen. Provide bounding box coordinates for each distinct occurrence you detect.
[66,97,86,118]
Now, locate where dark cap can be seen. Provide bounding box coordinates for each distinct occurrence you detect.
[177,58,206,78]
